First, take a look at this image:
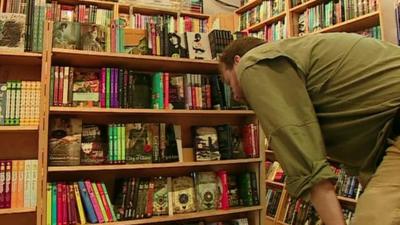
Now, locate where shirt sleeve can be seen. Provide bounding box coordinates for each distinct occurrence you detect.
[239,57,337,200]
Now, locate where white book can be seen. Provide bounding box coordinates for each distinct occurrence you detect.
[30,160,38,207]
[20,81,26,126]
[34,82,40,125]
[15,81,21,125]
[10,81,16,125]
[23,160,31,208]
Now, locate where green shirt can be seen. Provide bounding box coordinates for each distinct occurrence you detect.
[236,33,400,200]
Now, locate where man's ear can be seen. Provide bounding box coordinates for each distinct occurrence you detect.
[234,55,241,65]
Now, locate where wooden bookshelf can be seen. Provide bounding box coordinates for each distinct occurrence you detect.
[79,206,262,225]
[52,0,115,9]
[289,0,321,13]
[246,12,286,32]
[0,51,42,65]
[51,48,219,74]
[235,0,263,14]
[0,208,36,215]
[48,158,262,172]
[0,126,38,131]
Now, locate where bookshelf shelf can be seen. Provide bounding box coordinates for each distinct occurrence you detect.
[0,51,42,65]
[313,11,380,34]
[0,126,38,131]
[265,180,284,188]
[180,11,210,19]
[266,215,275,221]
[49,106,255,116]
[290,0,321,13]
[0,208,36,215]
[53,0,115,8]
[245,12,286,32]
[265,150,274,154]
[118,3,209,19]
[337,196,358,204]
[235,0,263,14]
[48,158,262,172]
[51,48,219,74]
[81,206,262,225]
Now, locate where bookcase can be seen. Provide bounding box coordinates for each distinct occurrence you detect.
[234,0,399,225]
[15,1,268,225]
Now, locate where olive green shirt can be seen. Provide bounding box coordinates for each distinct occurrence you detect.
[237,33,400,200]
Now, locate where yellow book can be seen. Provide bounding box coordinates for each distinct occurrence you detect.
[92,183,109,222]
[16,160,24,208]
[11,160,18,208]
[46,183,52,225]
[73,182,86,225]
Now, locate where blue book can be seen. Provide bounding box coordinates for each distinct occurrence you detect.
[78,181,98,223]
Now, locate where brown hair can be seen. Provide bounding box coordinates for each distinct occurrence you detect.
[219,37,265,70]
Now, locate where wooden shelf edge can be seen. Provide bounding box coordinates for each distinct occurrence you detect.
[48,158,263,172]
[180,11,210,19]
[265,150,274,154]
[0,51,42,57]
[265,180,285,187]
[265,215,275,221]
[87,206,262,225]
[49,107,255,115]
[290,0,320,13]
[337,196,357,204]
[0,126,38,131]
[0,208,36,215]
[235,0,263,14]
[246,12,286,32]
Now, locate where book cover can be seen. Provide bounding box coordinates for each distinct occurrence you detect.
[77,181,98,223]
[124,28,149,55]
[129,72,151,109]
[148,123,160,163]
[192,126,220,161]
[96,182,113,222]
[0,83,7,125]
[84,180,104,223]
[81,124,106,165]
[92,182,108,222]
[72,68,100,107]
[53,21,80,49]
[185,32,211,60]
[0,161,5,208]
[48,118,82,166]
[168,74,185,109]
[172,176,196,214]
[195,171,218,211]
[227,175,240,207]
[125,123,152,163]
[80,23,106,52]
[0,13,26,52]
[153,176,168,216]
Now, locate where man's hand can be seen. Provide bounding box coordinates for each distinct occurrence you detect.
[311,179,346,225]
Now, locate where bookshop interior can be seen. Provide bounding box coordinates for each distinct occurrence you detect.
[0,0,399,225]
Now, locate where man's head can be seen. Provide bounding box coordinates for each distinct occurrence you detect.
[219,37,265,102]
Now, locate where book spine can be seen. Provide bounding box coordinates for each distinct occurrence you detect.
[110,68,115,108]
[68,184,78,225]
[23,160,31,208]
[100,68,106,108]
[65,185,71,225]
[0,161,5,209]
[10,81,16,125]
[58,67,64,107]
[20,81,26,126]
[73,183,86,225]
[53,67,59,107]
[163,73,169,109]
[31,160,38,207]
[106,68,111,108]
[5,82,11,125]
[121,124,126,163]
[16,160,24,208]
[84,180,104,223]
[96,182,113,222]
[123,70,128,108]
[68,67,74,106]
[62,67,69,106]
[15,81,21,125]
[114,69,119,108]
[0,83,7,125]
[51,182,57,225]
[91,182,108,222]
[56,183,63,225]
[250,172,260,205]
[46,183,52,225]
[3,160,11,208]
[217,170,229,209]
[118,69,123,108]
[77,181,97,223]
[113,124,118,163]
[145,180,154,218]
[118,124,123,164]
[101,183,117,221]
[62,183,67,225]
[11,160,18,208]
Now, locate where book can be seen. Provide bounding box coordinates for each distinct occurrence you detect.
[125,123,152,163]
[84,180,104,223]
[168,74,185,109]
[0,13,26,52]
[81,124,106,165]
[80,24,106,52]
[77,181,98,223]
[172,176,196,214]
[72,68,100,107]
[73,183,86,225]
[4,160,11,208]
[227,175,240,207]
[52,21,80,49]
[0,161,5,208]
[48,118,82,166]
[153,176,168,216]
[194,171,218,211]
[185,32,212,60]
[192,126,220,161]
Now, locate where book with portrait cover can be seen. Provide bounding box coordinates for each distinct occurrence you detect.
[53,21,80,50]
[48,118,82,166]
[185,32,211,60]
[80,24,106,52]
[0,13,26,52]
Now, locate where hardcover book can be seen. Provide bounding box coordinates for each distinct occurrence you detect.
[195,172,218,211]
[185,32,211,60]
[81,124,107,165]
[72,68,100,107]
[48,118,82,166]
[125,123,152,163]
[192,126,220,161]
[0,13,26,52]
[153,177,169,216]
[168,74,185,109]
[53,21,80,49]
[172,176,196,214]
[80,24,106,52]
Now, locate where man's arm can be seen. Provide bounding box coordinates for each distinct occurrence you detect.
[311,180,345,225]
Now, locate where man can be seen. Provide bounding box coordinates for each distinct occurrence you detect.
[219,33,400,225]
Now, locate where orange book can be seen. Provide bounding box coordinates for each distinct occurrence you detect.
[16,160,25,208]
[11,160,18,208]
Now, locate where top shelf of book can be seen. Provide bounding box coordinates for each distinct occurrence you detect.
[51,48,219,74]
[235,0,263,14]
[290,0,321,13]
[0,51,42,66]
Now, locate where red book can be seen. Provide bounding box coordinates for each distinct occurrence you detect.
[57,183,63,225]
[54,66,59,107]
[217,170,229,209]
[66,185,71,225]
[84,180,104,223]
[163,73,169,109]
[0,161,5,209]
[205,77,212,109]
[62,183,67,225]
[191,75,196,110]
[68,184,77,225]
[242,124,254,158]
[4,160,11,208]
[145,180,154,217]
[96,182,113,222]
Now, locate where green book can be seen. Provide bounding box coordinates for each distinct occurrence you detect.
[32,6,40,52]
[121,124,126,163]
[51,182,57,225]
[108,124,113,163]
[239,172,253,206]
[117,124,123,163]
[38,5,45,52]
[106,68,111,108]
[113,124,118,163]
[151,72,163,109]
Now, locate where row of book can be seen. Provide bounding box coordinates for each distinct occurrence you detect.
[356,25,381,39]
[49,67,246,110]
[265,188,282,218]
[248,19,287,42]
[238,0,285,31]
[46,171,259,224]
[297,0,378,35]
[0,81,41,126]
[0,160,38,209]
[48,117,259,166]
[0,0,46,52]
[334,167,362,200]
[283,197,354,225]
[265,161,284,183]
